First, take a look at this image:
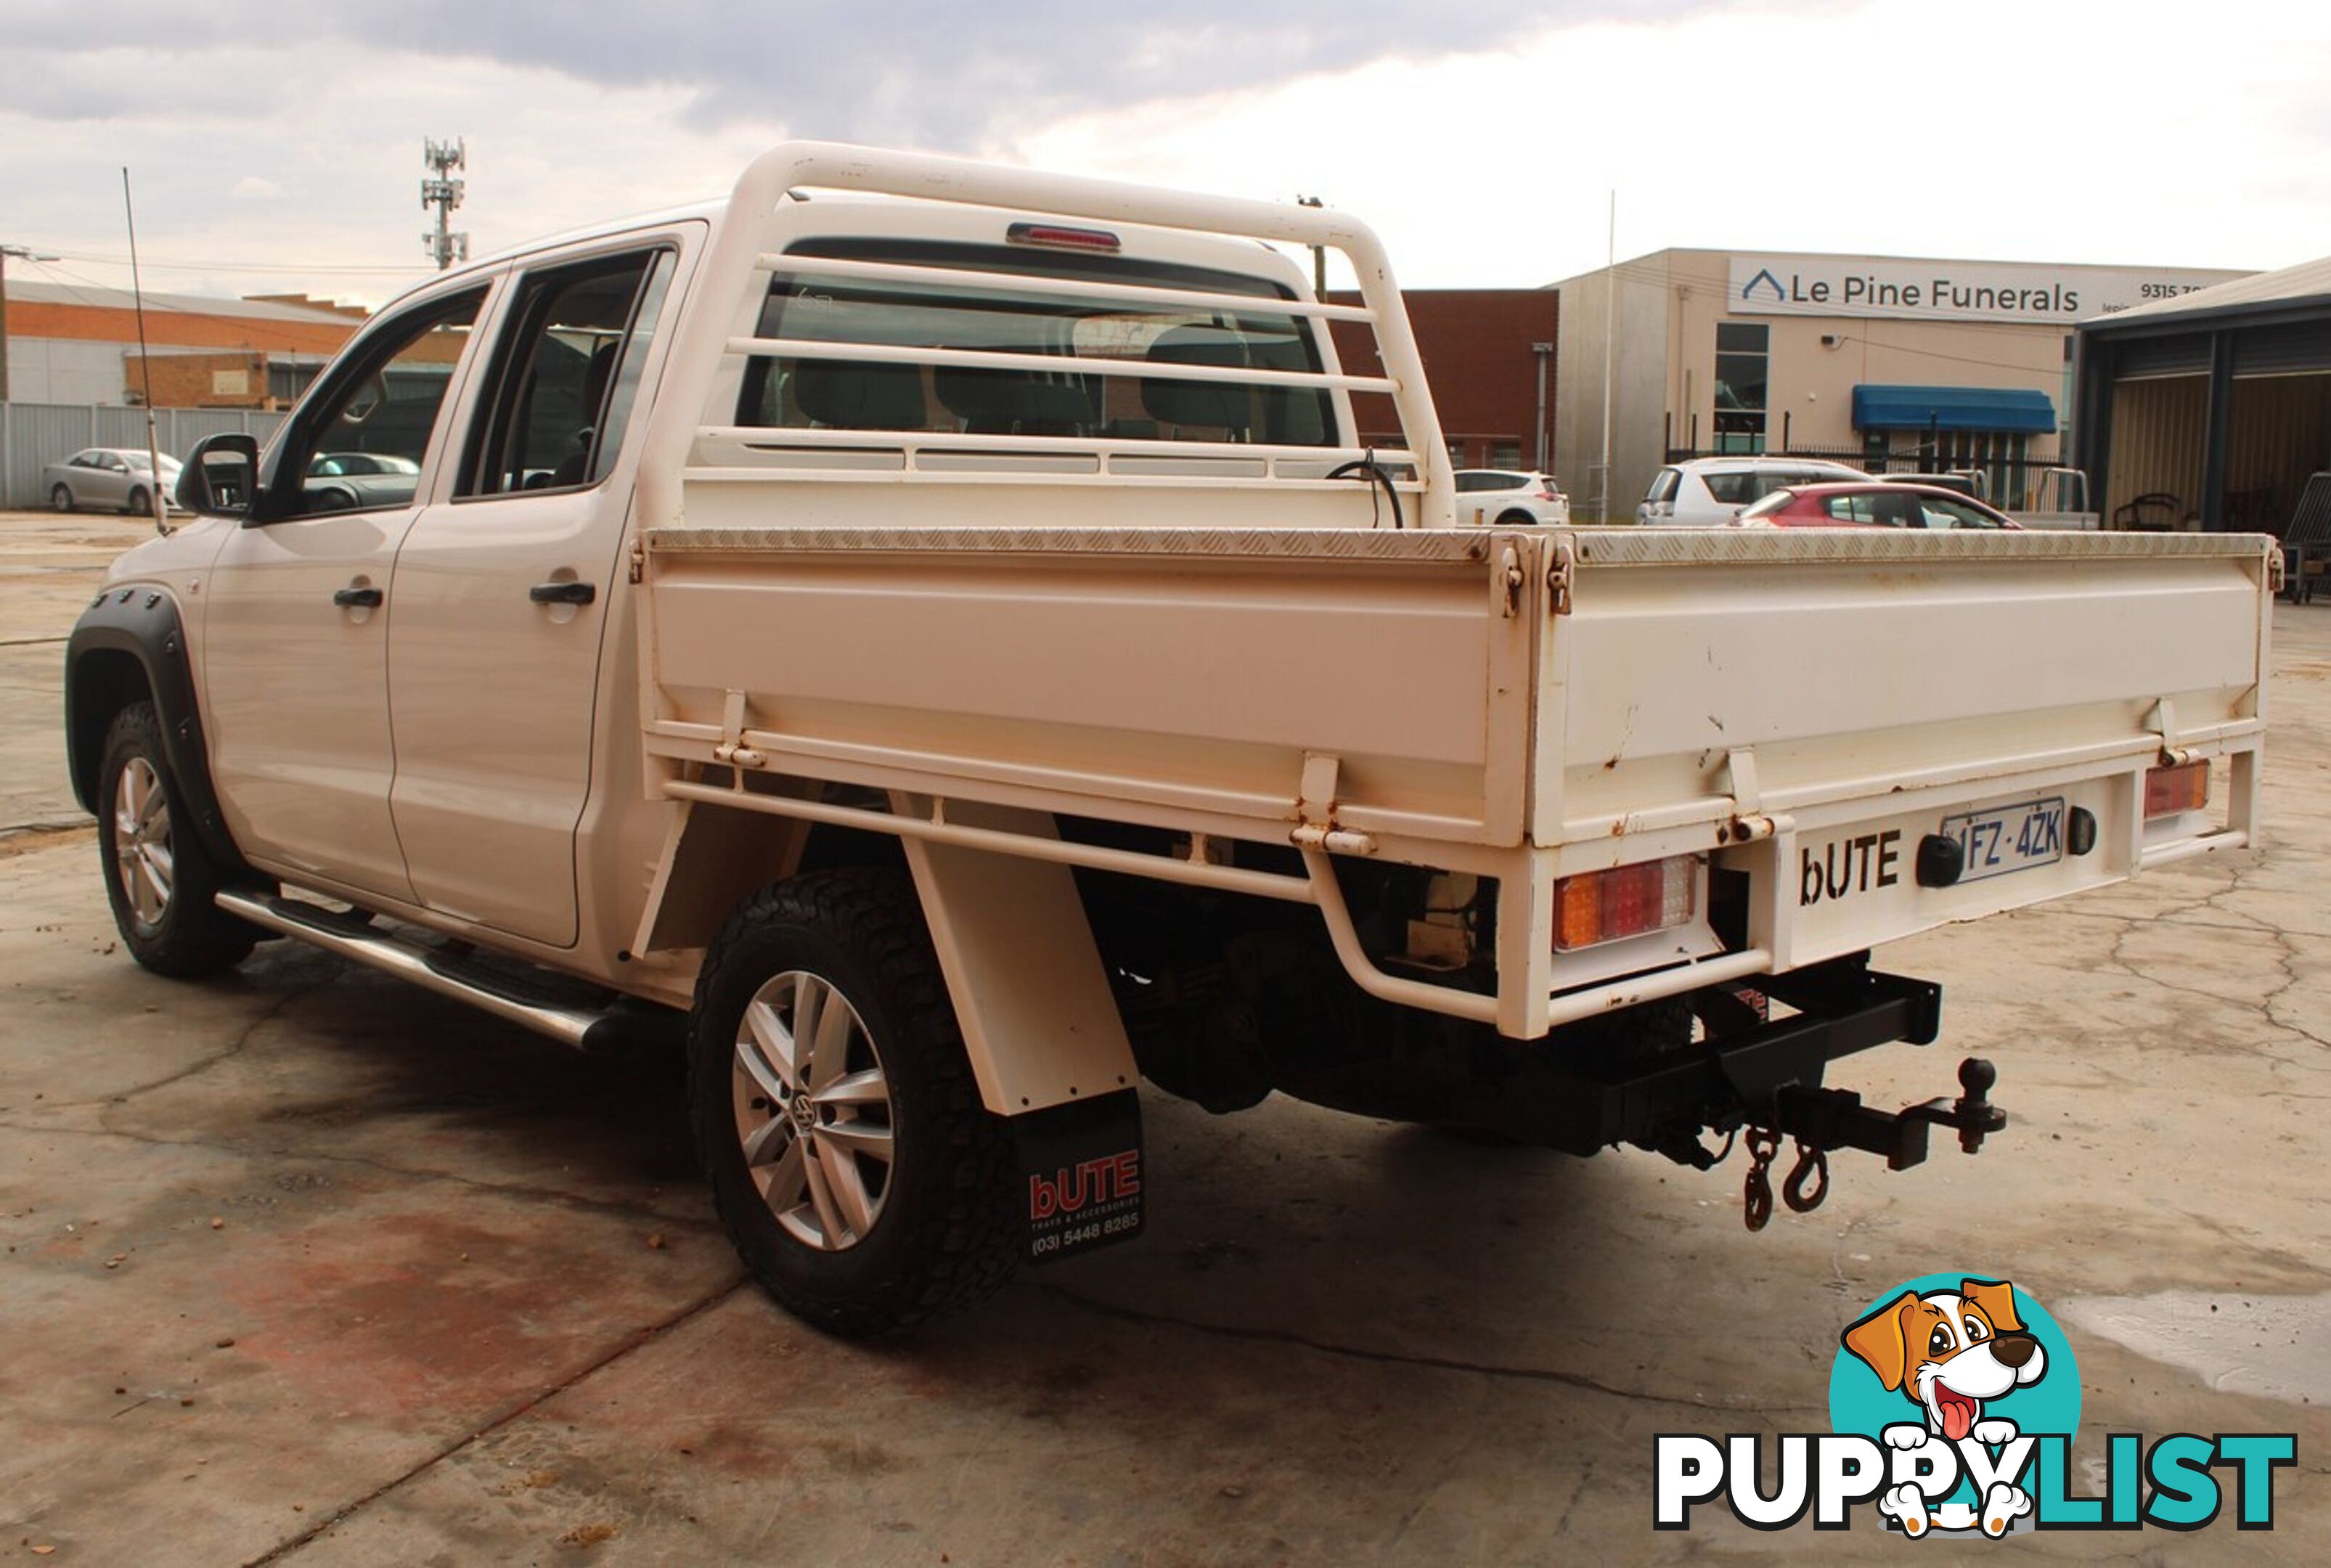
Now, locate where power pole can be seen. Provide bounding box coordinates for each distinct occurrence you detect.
[422,138,470,271]
[0,242,60,404]
[1295,195,1327,296]
[1597,189,1616,522]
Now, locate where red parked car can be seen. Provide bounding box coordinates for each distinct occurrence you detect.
[1736,482,2019,529]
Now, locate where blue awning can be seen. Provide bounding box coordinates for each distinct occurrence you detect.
[1850,384,2057,434]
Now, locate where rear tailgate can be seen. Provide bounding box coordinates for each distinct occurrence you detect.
[1540,528,2271,974]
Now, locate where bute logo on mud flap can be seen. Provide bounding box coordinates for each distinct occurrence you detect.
[1653,1273,2297,1537]
[1011,1088,1146,1264]
[1028,1151,1140,1220]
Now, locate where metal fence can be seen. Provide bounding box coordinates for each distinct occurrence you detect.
[1662,442,2070,513]
[1,402,285,510]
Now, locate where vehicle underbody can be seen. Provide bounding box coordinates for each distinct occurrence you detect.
[1074,846,2006,1228]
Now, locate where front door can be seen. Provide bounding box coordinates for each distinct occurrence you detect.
[200,284,491,900]
[387,242,683,946]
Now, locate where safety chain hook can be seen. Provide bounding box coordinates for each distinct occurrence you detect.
[1743,1127,1779,1231]
[1782,1139,1830,1214]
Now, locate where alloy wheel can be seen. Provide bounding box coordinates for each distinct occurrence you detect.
[113,756,174,927]
[730,970,896,1250]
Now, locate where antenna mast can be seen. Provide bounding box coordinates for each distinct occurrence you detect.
[422,137,469,271]
[122,167,168,534]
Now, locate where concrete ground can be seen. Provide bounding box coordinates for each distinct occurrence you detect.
[1,510,2324,1564]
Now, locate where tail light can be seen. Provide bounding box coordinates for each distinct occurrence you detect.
[1555,856,1698,951]
[2144,759,2209,819]
[1006,222,1122,253]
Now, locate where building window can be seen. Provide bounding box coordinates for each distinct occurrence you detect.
[1714,322,1768,454]
[268,362,320,405]
[1489,440,1522,469]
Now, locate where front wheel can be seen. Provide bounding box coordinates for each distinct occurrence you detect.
[126,486,151,518]
[50,484,73,513]
[687,868,1021,1336]
[96,702,256,977]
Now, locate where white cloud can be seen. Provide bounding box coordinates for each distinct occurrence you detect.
[1010,0,2331,286]
[2,0,2327,315]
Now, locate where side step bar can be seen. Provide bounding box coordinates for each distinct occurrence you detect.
[216,888,642,1051]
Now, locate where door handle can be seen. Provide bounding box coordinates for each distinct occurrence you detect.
[332,586,383,608]
[528,580,597,606]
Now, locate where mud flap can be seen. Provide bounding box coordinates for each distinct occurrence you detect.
[1012,1087,1145,1265]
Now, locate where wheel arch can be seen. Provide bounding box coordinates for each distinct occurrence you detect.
[65,587,247,873]
[634,793,1135,1116]
[632,797,904,958]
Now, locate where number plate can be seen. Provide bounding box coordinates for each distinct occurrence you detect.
[1941,797,2066,883]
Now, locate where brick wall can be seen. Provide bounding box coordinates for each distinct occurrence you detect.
[126,353,272,409]
[9,299,355,356]
[1328,289,1561,473]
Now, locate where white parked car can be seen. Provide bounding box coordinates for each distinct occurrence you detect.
[41,448,184,517]
[1453,469,1570,526]
[1638,456,1871,526]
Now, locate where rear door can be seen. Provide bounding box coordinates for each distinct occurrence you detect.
[385,234,690,947]
[88,452,132,508]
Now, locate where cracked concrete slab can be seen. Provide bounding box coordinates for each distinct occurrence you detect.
[3,513,2327,1561]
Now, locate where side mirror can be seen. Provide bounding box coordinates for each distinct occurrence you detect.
[177,433,260,520]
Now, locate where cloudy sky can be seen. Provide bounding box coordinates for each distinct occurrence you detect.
[7,0,2329,309]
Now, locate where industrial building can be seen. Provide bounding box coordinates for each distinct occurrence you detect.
[0,280,364,408]
[1554,249,2248,520]
[2073,256,2331,533]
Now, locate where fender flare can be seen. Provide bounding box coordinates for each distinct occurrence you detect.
[64,584,248,873]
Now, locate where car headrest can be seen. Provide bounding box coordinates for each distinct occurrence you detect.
[791,358,926,430]
[581,340,620,421]
[933,364,1101,436]
[1141,326,1252,436]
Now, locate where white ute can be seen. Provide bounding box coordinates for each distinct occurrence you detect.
[66,144,2274,1334]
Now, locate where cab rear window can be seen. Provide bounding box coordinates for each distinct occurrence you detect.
[737,240,1332,447]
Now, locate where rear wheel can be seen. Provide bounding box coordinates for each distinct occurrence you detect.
[687,868,1021,1336]
[50,484,73,513]
[96,702,256,977]
[1496,509,1535,527]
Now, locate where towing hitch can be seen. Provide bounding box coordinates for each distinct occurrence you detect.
[1360,955,2008,1224]
[1738,1057,2007,1230]
[1594,957,2008,1230]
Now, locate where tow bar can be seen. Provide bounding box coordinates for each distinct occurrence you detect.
[1739,1057,2007,1231]
[1591,956,2009,1230]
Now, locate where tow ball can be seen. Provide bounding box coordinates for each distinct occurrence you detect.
[1739,1058,2007,1232]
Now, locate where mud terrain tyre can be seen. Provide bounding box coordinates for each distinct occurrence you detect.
[97,701,256,977]
[688,867,1021,1336]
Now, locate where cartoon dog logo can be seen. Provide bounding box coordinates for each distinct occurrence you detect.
[1841,1278,2046,1538]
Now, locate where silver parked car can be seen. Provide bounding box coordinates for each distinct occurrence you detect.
[41,448,184,516]
[305,450,425,512]
[1638,456,1871,526]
